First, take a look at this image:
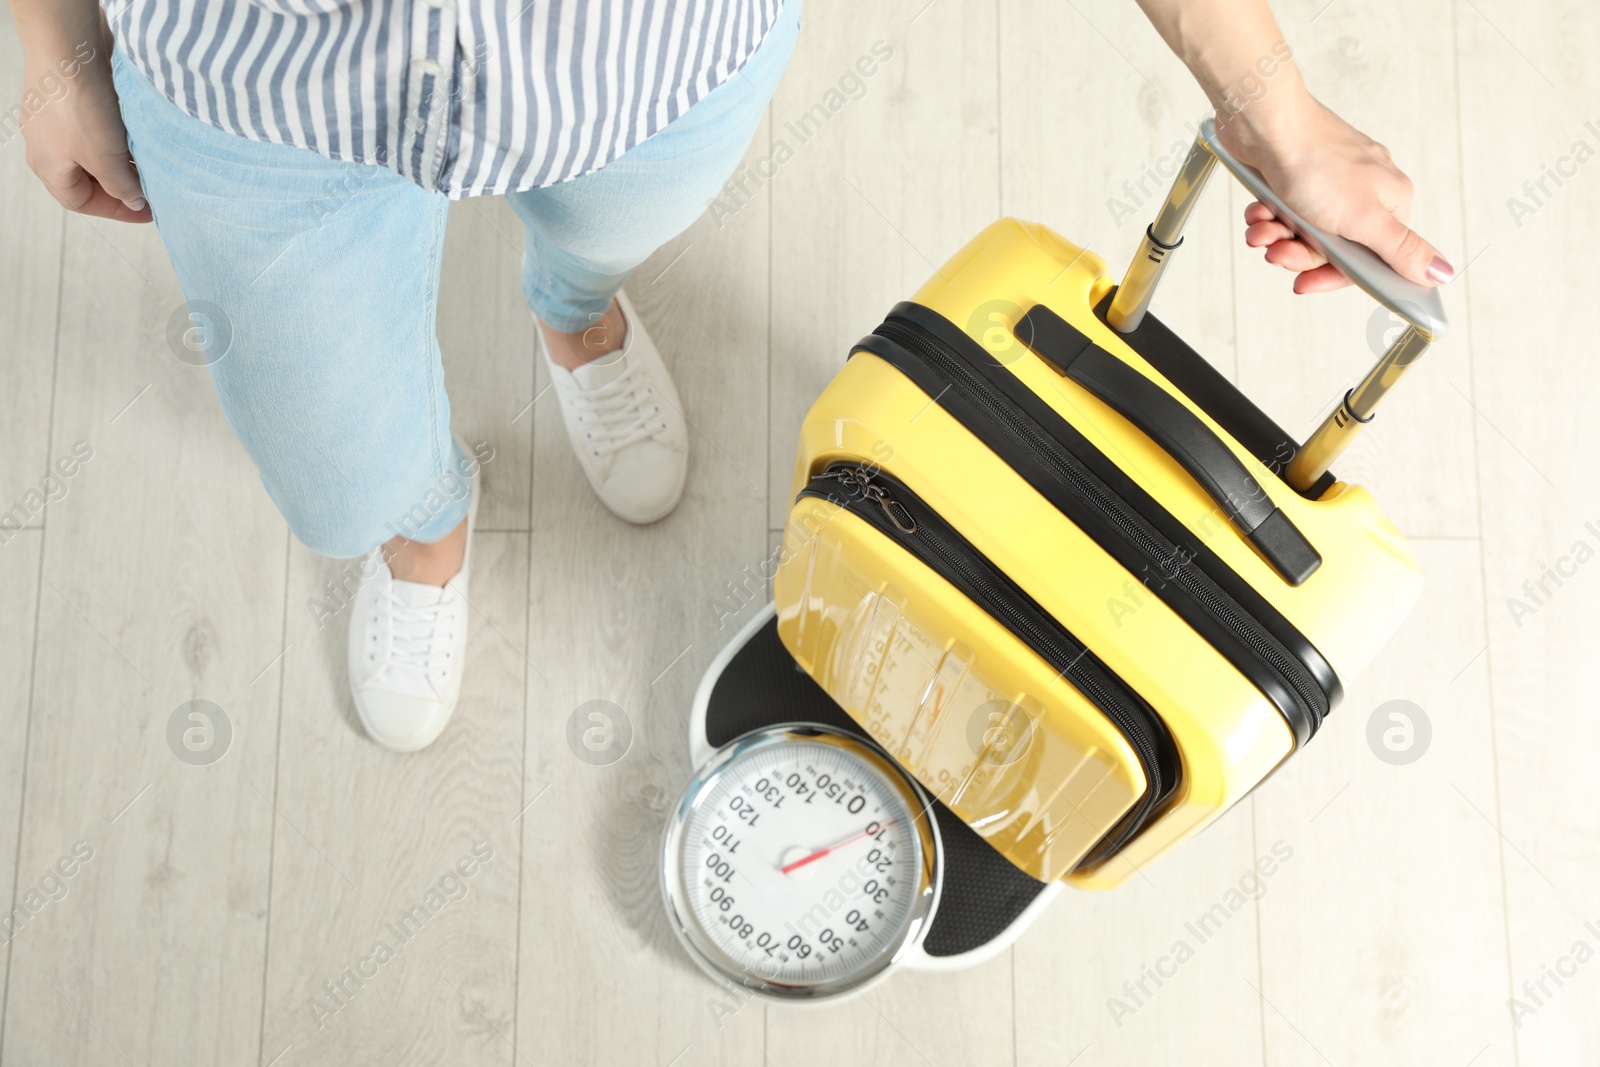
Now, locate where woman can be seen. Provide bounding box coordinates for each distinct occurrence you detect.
[11,0,1452,751]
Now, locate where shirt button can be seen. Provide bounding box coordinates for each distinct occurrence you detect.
[414,57,445,78]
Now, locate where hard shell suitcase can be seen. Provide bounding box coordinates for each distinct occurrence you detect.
[770,119,1447,889]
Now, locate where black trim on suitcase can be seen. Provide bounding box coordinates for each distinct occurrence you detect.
[856,327,1315,745]
[797,463,1182,869]
[855,303,1342,744]
[1015,303,1322,587]
[1091,287,1339,501]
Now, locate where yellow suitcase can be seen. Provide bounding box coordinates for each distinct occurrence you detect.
[771,119,1446,889]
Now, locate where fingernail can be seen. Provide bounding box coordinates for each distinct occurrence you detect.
[1426,256,1454,285]
[126,197,146,211]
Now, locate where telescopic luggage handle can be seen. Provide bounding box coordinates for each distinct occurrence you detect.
[1105,116,1448,493]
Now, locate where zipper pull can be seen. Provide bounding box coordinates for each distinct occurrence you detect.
[815,464,918,534]
[819,464,866,488]
[865,484,918,535]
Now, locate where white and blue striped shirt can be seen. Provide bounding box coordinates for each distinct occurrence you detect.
[107,0,782,198]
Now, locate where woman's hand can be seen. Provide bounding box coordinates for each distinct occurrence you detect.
[15,6,151,223]
[1216,93,1453,294]
[1132,0,1452,295]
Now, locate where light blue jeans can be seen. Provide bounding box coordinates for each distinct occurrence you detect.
[111,0,799,557]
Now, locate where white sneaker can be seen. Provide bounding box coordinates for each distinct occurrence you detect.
[347,450,479,752]
[540,291,689,524]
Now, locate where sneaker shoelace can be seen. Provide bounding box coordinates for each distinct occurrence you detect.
[375,587,456,684]
[569,359,672,459]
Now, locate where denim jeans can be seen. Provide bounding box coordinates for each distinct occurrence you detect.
[111,0,800,557]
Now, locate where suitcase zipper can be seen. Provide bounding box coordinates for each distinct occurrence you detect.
[799,462,1179,866]
[872,316,1329,736]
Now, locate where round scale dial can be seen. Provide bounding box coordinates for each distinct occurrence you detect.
[662,725,940,1001]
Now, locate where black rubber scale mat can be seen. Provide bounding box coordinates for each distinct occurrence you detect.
[703,616,1050,957]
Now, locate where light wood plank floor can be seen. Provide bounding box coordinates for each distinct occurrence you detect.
[2,0,1596,1063]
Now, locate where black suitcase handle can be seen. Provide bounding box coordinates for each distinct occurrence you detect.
[1015,304,1320,587]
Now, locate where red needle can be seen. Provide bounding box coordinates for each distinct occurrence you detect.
[780,819,897,875]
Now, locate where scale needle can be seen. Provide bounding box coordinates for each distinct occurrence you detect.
[780,819,897,875]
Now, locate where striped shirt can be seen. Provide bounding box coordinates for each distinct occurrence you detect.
[107,0,782,198]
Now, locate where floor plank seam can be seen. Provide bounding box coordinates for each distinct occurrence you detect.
[254,534,294,1067]
[1449,2,1522,1063]
[509,498,535,1061]
[0,206,67,1060]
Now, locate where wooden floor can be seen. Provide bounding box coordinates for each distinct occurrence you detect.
[2,0,1596,1063]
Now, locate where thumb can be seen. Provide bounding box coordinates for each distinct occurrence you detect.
[86,150,148,212]
[1343,207,1453,287]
